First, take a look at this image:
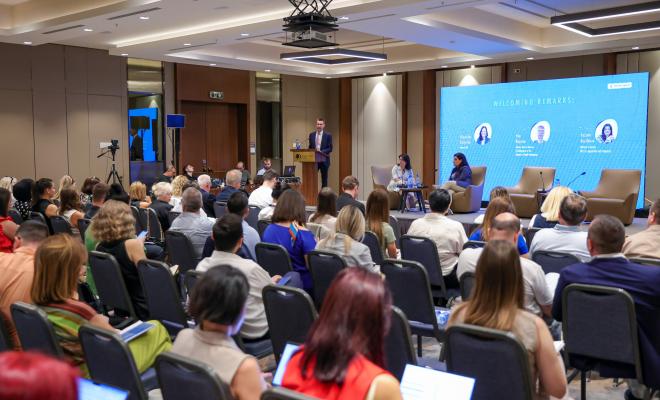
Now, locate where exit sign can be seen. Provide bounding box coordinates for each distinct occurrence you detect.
[209,91,224,100]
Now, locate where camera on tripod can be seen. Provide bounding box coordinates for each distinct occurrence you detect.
[107,139,120,154]
[98,138,122,186]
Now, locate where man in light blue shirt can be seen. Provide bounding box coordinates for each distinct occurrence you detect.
[529,194,590,262]
[169,187,214,261]
[227,191,260,260]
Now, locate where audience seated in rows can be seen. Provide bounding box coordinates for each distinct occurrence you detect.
[91,200,150,320]
[156,164,177,184]
[366,189,398,259]
[83,182,109,220]
[32,234,171,377]
[552,215,660,398]
[227,192,260,260]
[407,189,467,289]
[58,188,84,236]
[12,178,34,221]
[129,181,151,209]
[149,182,174,232]
[529,186,572,229]
[172,265,267,399]
[0,188,18,253]
[169,174,189,209]
[336,175,365,215]
[258,181,288,222]
[0,221,49,349]
[458,213,553,319]
[198,174,216,217]
[308,187,337,237]
[470,197,528,256]
[316,206,377,273]
[172,181,208,218]
[107,183,130,204]
[263,190,316,292]
[623,199,660,259]
[236,161,252,186]
[248,170,278,208]
[79,176,100,208]
[0,351,80,400]
[169,187,214,260]
[217,169,243,203]
[54,175,75,205]
[449,240,567,399]
[282,268,401,399]
[473,186,510,225]
[529,194,590,262]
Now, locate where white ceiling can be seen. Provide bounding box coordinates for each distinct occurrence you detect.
[2,0,660,77]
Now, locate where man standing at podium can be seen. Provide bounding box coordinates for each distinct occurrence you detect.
[309,118,333,188]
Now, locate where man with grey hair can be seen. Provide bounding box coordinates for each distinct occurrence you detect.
[149,181,173,231]
[197,174,217,217]
[169,187,214,260]
[217,169,243,203]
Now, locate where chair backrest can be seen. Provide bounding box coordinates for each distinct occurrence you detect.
[184,270,204,299]
[307,250,347,309]
[470,166,487,187]
[629,257,660,267]
[140,208,163,241]
[131,206,144,232]
[371,165,393,187]
[261,388,318,400]
[561,284,642,380]
[531,250,581,275]
[247,206,261,230]
[168,211,181,225]
[156,352,232,400]
[29,211,47,226]
[257,220,271,238]
[516,167,556,193]
[78,218,92,241]
[78,282,101,313]
[213,201,227,219]
[445,324,534,400]
[165,230,199,273]
[400,235,446,296]
[593,169,641,199]
[524,227,541,245]
[137,259,187,333]
[10,302,63,357]
[388,215,401,246]
[380,259,438,329]
[88,251,137,319]
[7,209,23,224]
[78,325,147,400]
[361,231,384,265]
[255,242,293,277]
[384,306,417,380]
[462,240,485,250]
[262,285,318,362]
[459,272,475,301]
[50,215,74,235]
[0,313,12,351]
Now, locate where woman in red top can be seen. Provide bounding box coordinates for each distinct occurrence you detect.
[0,188,18,253]
[282,268,402,400]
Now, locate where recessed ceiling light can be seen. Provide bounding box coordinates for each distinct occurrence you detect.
[83,28,94,32]
[325,76,331,79]
[441,65,448,68]
[240,33,250,37]
[470,65,475,69]
[265,69,271,72]
[526,57,535,60]
[121,53,128,56]
[23,41,32,45]
[139,16,150,20]
[339,16,349,20]
[183,43,191,46]
[209,63,216,66]
[632,46,640,50]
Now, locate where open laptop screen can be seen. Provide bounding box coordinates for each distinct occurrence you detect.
[272,343,301,386]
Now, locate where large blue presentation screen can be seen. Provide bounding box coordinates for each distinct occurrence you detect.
[439,72,648,208]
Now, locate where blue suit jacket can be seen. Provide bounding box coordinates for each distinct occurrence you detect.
[308,131,332,166]
[552,257,660,388]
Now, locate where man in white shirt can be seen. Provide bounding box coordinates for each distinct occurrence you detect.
[406,189,467,288]
[169,188,214,261]
[622,199,660,259]
[256,158,273,176]
[228,191,260,260]
[248,170,277,208]
[458,213,553,318]
[529,194,590,262]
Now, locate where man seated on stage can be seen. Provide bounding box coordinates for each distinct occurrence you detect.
[197,174,216,218]
[248,170,278,209]
[529,194,590,262]
[623,199,660,260]
[336,176,365,215]
[458,213,553,318]
[217,169,243,203]
[552,215,660,399]
[169,188,214,261]
[236,161,251,186]
[407,189,466,289]
[256,157,274,176]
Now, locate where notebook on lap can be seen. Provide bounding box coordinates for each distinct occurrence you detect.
[400,364,475,400]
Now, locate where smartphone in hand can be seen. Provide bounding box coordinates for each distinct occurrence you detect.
[137,231,148,240]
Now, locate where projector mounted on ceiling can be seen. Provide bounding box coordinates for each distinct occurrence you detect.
[283,0,338,49]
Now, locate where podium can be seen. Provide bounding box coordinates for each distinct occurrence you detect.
[290,149,327,205]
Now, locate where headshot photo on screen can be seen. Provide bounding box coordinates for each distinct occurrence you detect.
[474,123,492,145]
[530,121,551,143]
[595,119,618,144]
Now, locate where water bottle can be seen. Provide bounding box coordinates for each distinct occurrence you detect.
[294,138,301,150]
[407,174,413,189]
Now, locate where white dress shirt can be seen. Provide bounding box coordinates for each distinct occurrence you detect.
[406,212,467,275]
[248,185,273,208]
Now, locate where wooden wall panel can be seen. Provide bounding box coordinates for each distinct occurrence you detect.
[0,43,31,90]
[32,44,65,92]
[33,91,68,179]
[0,89,34,178]
[179,101,207,172]
[176,64,250,104]
[206,103,239,174]
[422,70,436,191]
[66,93,90,184]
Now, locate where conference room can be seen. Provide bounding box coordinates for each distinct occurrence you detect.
[1,1,660,399]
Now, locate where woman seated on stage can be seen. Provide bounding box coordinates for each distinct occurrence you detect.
[529,186,572,229]
[469,197,528,256]
[387,154,414,191]
[440,153,472,194]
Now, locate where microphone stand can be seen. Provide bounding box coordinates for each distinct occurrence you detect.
[538,171,546,193]
[566,172,586,188]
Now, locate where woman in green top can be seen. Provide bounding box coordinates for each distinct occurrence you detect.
[366,189,398,259]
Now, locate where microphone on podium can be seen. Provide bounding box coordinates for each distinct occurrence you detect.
[539,171,546,193]
[566,171,586,188]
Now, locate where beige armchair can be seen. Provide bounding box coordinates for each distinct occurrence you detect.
[450,166,487,213]
[505,167,556,218]
[371,165,401,210]
[581,169,641,225]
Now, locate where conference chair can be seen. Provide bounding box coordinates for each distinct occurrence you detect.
[307,250,347,309]
[29,211,47,226]
[140,208,164,242]
[362,231,384,265]
[7,209,23,225]
[385,306,418,380]
[79,325,158,400]
[463,240,485,249]
[389,215,402,246]
[131,206,143,233]
[505,167,556,218]
[562,284,650,400]
[524,227,541,245]
[255,242,293,277]
[168,211,181,225]
[78,218,91,242]
[183,270,203,299]
[381,259,445,359]
[137,259,190,335]
[531,250,581,275]
[78,282,101,313]
[88,251,138,324]
[213,201,227,219]
[445,324,534,400]
[261,388,318,400]
[459,272,475,301]
[371,165,401,209]
[10,302,63,357]
[247,206,261,230]
[262,285,318,362]
[156,352,232,400]
[0,313,12,352]
[448,165,487,213]
[629,257,660,267]
[165,230,199,274]
[400,235,457,302]
[257,220,271,238]
[580,169,641,225]
[50,215,74,235]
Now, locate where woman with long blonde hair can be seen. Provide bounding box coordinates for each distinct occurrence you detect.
[170,175,188,208]
[529,186,572,229]
[54,175,75,203]
[129,181,151,209]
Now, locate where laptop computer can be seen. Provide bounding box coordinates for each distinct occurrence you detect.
[282,165,296,178]
[272,342,301,386]
[400,364,475,400]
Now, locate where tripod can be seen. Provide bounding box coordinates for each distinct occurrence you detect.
[97,145,123,187]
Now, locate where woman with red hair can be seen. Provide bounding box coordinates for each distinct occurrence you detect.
[0,351,79,400]
[282,268,401,400]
